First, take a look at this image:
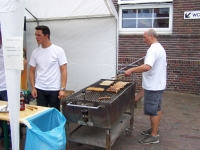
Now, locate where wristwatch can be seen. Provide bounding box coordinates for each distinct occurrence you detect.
[60,87,66,91]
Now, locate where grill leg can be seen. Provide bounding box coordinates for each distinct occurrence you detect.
[67,142,70,150]
[125,95,135,135]
[130,100,134,129]
[66,122,70,150]
[106,129,111,150]
[129,93,135,130]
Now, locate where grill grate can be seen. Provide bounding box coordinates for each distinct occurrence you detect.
[66,79,133,104]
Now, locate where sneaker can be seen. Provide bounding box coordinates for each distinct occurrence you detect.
[139,135,159,144]
[141,128,159,136]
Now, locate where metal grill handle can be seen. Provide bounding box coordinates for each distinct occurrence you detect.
[67,102,101,109]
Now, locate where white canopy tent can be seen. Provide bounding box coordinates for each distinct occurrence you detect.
[25,0,119,92]
[0,0,118,149]
[0,0,25,149]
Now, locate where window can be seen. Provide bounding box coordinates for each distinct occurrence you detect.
[118,0,173,4]
[119,3,173,34]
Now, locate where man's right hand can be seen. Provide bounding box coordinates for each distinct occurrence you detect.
[31,88,37,98]
[124,68,133,77]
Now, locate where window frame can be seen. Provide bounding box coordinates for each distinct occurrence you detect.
[119,3,173,34]
[118,0,173,4]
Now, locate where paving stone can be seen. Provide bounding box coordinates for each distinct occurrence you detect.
[1,91,200,150]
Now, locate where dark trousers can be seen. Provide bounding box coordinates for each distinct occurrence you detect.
[36,88,60,111]
[0,90,8,101]
[0,90,10,138]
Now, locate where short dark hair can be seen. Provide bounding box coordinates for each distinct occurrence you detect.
[35,25,50,39]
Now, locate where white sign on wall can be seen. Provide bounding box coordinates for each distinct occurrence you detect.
[3,37,23,70]
[184,11,200,19]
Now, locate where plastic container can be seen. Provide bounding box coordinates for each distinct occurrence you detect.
[20,92,25,111]
[24,108,66,150]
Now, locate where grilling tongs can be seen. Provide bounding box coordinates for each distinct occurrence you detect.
[112,74,124,80]
[112,56,145,80]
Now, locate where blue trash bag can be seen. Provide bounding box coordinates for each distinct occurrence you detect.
[24,108,66,150]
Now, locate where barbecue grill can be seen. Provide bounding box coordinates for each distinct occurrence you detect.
[62,79,136,150]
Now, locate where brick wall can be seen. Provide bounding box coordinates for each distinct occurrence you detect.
[173,0,200,34]
[113,0,200,95]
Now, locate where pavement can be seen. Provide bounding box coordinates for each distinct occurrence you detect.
[1,91,200,150]
[67,91,200,150]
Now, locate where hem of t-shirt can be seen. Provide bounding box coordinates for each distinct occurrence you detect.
[35,86,60,91]
[144,62,153,67]
[59,62,67,66]
[29,63,36,67]
[142,87,166,91]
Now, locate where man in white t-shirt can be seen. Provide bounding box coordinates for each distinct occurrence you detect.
[124,29,167,144]
[29,25,67,111]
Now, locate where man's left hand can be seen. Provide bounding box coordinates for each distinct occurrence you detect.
[58,90,66,99]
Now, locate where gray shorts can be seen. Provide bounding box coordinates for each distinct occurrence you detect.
[144,89,164,116]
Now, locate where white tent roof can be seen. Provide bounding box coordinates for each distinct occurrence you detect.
[1,0,119,93]
[0,0,118,149]
[25,0,119,92]
[25,0,118,21]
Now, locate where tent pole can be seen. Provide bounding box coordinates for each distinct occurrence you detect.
[25,8,39,26]
[26,15,114,22]
[104,0,113,15]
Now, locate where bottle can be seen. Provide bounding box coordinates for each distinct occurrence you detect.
[20,91,25,111]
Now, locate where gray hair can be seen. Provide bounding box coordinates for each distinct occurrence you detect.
[147,29,158,38]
